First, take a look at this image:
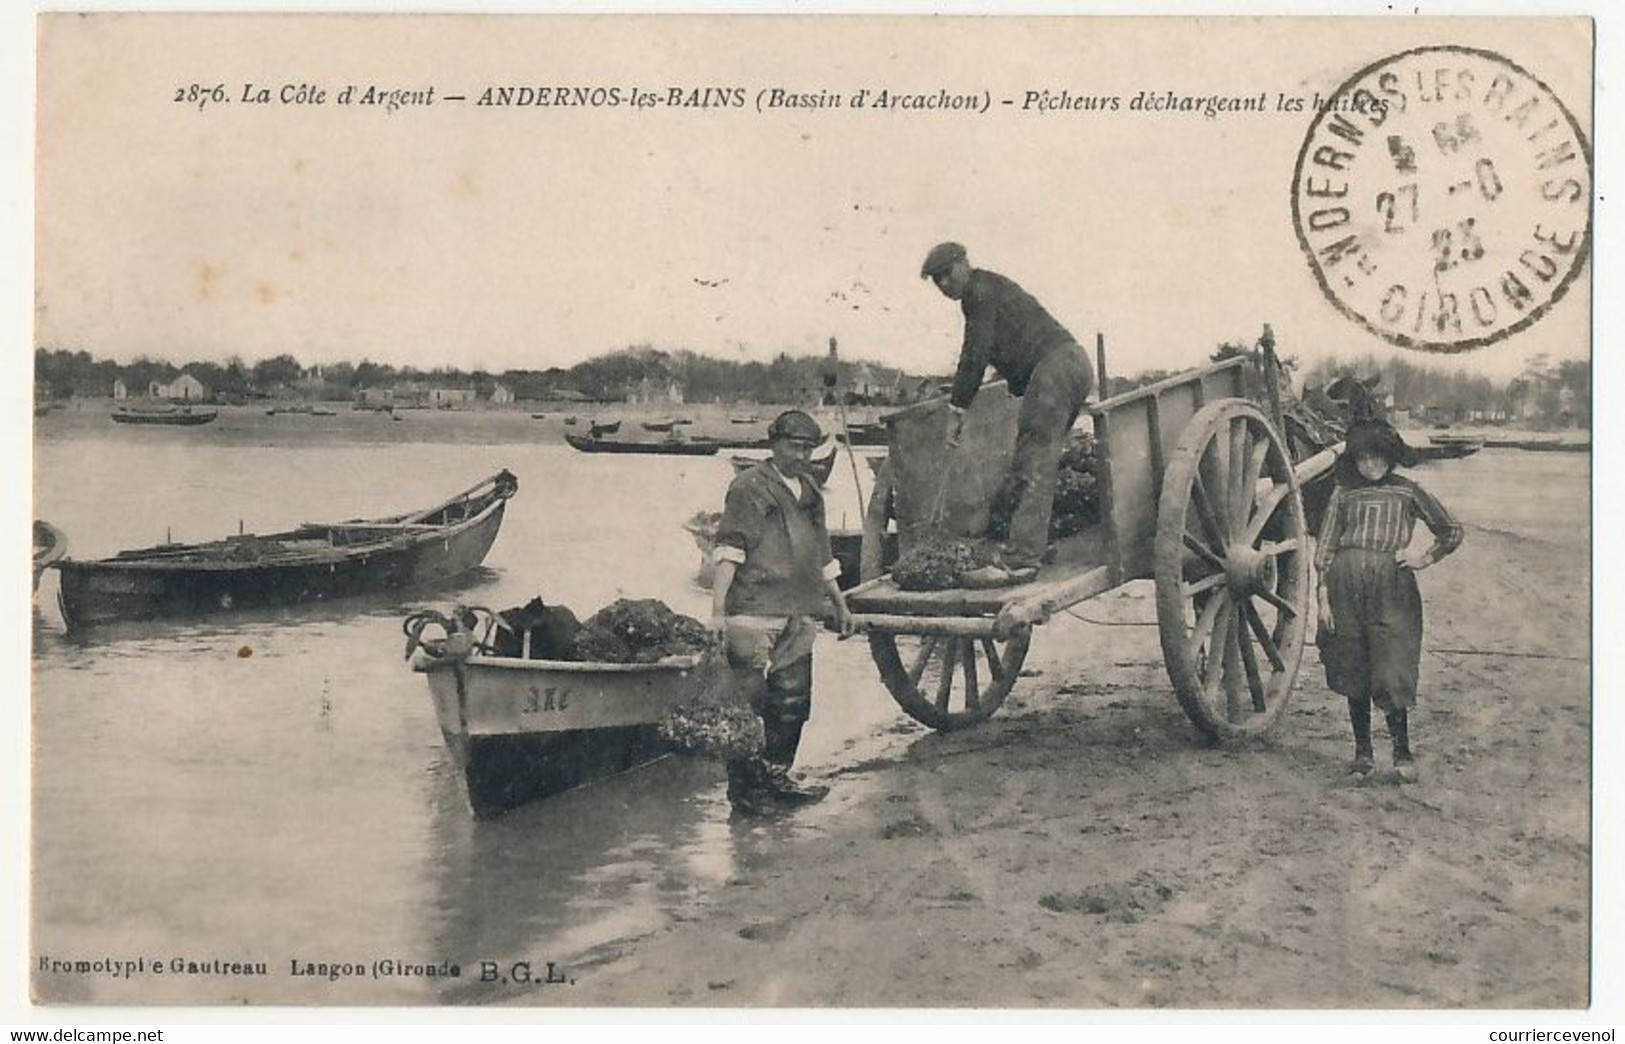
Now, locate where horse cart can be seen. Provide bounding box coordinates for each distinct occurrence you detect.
[846,336,1339,739]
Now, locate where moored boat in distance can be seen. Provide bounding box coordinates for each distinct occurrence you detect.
[1520,437,1589,453]
[111,404,218,426]
[565,432,722,456]
[1418,434,1485,461]
[52,470,518,631]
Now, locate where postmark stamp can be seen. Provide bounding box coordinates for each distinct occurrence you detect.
[1291,46,1591,353]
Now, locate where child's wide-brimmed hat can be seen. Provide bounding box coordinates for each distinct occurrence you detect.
[1337,419,1420,475]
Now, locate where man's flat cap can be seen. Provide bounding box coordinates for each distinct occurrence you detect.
[920,242,967,279]
[767,409,824,445]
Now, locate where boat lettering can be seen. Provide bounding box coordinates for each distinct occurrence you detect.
[521,685,570,713]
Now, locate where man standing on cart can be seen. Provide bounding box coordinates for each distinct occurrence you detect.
[921,242,1095,586]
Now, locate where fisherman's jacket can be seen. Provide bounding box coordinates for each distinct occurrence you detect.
[715,463,840,617]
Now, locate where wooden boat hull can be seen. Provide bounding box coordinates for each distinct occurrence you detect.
[55,472,515,630]
[416,653,702,817]
[565,433,721,456]
[111,406,218,426]
[1414,443,1482,461]
[32,521,67,593]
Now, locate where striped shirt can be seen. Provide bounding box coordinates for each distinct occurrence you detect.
[1314,475,1464,572]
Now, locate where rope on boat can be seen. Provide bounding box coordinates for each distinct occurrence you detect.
[402,605,505,660]
[402,609,460,660]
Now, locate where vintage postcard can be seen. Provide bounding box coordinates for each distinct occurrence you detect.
[24,12,1596,1012]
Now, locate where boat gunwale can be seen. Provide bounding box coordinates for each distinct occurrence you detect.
[57,487,509,572]
[432,652,703,675]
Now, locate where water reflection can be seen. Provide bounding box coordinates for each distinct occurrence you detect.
[29,430,913,1004]
[422,756,735,1003]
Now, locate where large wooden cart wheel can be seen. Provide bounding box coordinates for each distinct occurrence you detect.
[1154,400,1310,740]
[860,461,1031,732]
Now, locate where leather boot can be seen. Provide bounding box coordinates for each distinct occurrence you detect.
[761,719,828,806]
[1387,710,1417,782]
[1348,697,1374,776]
[725,757,780,817]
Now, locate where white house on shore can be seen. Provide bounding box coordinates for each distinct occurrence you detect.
[489,382,515,405]
[112,379,128,400]
[150,373,208,401]
[428,387,476,407]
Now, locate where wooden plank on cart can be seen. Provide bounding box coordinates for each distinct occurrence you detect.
[847,525,1112,618]
[1089,357,1249,582]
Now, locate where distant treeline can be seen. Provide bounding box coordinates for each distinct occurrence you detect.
[34,341,1589,425]
[32,344,916,406]
[1298,350,1589,426]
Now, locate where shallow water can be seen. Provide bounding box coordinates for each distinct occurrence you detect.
[30,421,901,1005]
[28,415,1588,1004]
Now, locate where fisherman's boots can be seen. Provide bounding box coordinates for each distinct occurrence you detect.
[1387,710,1417,783]
[762,719,828,808]
[725,757,781,818]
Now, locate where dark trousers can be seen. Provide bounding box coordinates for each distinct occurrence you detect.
[1347,696,1412,760]
[725,652,813,796]
[999,345,1094,567]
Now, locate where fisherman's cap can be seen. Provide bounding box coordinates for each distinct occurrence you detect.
[1339,419,1419,471]
[920,241,967,279]
[767,409,824,445]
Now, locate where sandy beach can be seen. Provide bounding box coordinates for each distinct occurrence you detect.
[552,511,1590,1009]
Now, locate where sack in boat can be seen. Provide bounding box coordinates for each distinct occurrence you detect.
[490,598,581,660]
[658,650,765,760]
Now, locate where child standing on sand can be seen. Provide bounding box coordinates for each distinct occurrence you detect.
[1315,420,1464,782]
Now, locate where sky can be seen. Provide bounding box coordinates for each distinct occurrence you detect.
[32,15,1593,383]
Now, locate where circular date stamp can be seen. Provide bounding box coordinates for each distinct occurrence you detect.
[1291,46,1591,353]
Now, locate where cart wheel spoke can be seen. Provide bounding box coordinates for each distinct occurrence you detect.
[1243,481,1292,545]
[1242,600,1286,671]
[1236,617,1268,713]
[1223,608,1245,723]
[906,635,939,689]
[1205,438,1231,537]
[1200,600,1233,702]
[1253,584,1299,618]
[1182,572,1228,599]
[963,641,981,711]
[935,638,959,712]
[1183,532,1225,572]
[1191,469,1229,545]
[1187,591,1226,664]
[1259,537,1299,557]
[981,639,1003,679]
